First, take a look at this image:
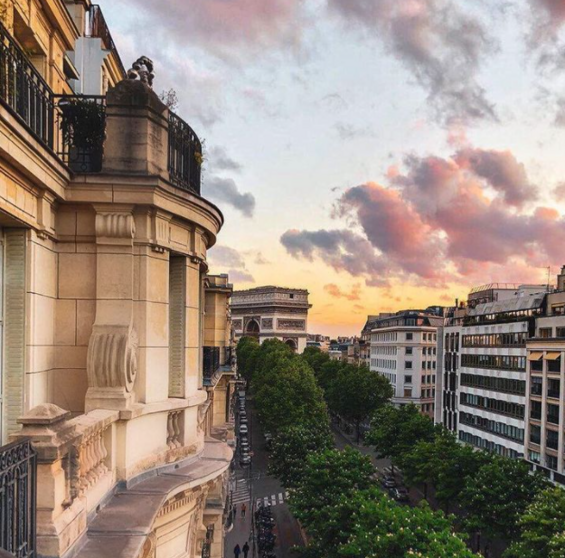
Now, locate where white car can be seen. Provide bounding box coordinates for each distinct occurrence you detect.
[239,424,248,434]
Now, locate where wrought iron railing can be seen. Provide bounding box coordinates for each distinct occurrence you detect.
[203,346,221,382]
[0,439,37,558]
[168,112,202,195]
[53,95,106,173]
[0,21,54,148]
[201,525,214,558]
[86,5,127,78]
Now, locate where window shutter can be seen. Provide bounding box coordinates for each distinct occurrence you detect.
[3,229,26,440]
[169,256,186,397]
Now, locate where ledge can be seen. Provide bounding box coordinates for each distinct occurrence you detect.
[75,438,232,558]
[119,391,208,421]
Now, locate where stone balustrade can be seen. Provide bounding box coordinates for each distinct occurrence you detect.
[166,410,183,450]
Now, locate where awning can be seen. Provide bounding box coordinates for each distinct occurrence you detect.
[545,352,562,361]
[528,352,543,361]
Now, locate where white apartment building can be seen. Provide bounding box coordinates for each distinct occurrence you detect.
[443,284,549,459]
[370,310,444,418]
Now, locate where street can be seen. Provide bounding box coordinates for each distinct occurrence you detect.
[224,396,305,558]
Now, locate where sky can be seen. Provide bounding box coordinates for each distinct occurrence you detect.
[99,0,565,336]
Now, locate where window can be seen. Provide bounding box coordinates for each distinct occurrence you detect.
[548,378,560,399]
[531,400,542,420]
[406,347,413,355]
[547,429,559,450]
[557,327,565,337]
[406,333,413,341]
[547,404,560,425]
[461,353,526,372]
[530,424,541,445]
[405,375,413,384]
[539,328,553,338]
[548,356,561,374]
[531,376,543,396]
[404,388,412,397]
[529,450,541,464]
[546,454,558,471]
[405,361,413,369]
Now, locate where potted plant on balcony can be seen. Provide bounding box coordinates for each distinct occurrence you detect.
[58,97,106,173]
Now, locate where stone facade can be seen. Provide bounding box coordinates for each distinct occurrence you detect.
[232,286,311,353]
[0,3,235,558]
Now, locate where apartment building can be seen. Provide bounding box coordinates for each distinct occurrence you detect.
[443,284,549,459]
[0,2,235,558]
[525,269,565,483]
[370,310,444,418]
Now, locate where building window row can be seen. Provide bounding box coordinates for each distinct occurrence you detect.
[462,332,526,348]
[459,430,522,459]
[461,354,526,372]
[371,358,397,369]
[459,411,524,443]
[422,360,437,370]
[460,392,525,419]
[445,332,460,352]
[372,332,398,342]
[530,376,561,399]
[530,401,560,424]
[371,346,398,356]
[460,373,525,396]
[422,374,436,385]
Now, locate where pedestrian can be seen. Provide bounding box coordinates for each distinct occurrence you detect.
[234,544,241,558]
[232,503,237,519]
[241,503,246,518]
[242,541,250,558]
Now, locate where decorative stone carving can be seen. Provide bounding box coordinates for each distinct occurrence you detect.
[127,56,155,88]
[232,319,243,331]
[261,318,273,330]
[278,319,306,331]
[87,327,139,393]
[95,212,135,240]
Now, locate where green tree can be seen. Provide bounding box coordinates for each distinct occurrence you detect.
[328,364,393,440]
[367,404,436,469]
[291,447,374,554]
[268,422,333,489]
[462,455,550,543]
[254,357,328,435]
[235,337,259,380]
[339,488,478,558]
[505,487,565,558]
[316,359,345,394]
[301,346,331,376]
[402,429,489,510]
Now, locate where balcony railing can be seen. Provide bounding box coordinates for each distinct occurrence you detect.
[0,21,54,148]
[86,6,126,78]
[168,112,202,195]
[0,20,203,193]
[0,439,36,558]
[54,95,106,173]
[203,346,221,384]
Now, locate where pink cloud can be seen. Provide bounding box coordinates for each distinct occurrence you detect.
[282,142,565,289]
[324,283,362,301]
[122,0,303,57]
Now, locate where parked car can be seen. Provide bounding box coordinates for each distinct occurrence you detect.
[240,417,248,425]
[240,442,250,453]
[239,424,248,435]
[381,476,397,489]
[240,454,251,467]
[389,487,409,502]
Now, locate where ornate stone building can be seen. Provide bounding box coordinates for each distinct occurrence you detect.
[0,2,235,558]
[232,286,311,353]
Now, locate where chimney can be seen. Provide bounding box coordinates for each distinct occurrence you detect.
[558,266,565,292]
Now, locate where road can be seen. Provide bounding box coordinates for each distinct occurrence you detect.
[224,395,304,558]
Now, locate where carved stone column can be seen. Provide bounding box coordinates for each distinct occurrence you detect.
[86,206,139,412]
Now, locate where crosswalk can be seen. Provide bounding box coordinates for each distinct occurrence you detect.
[256,492,289,508]
[232,478,251,505]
